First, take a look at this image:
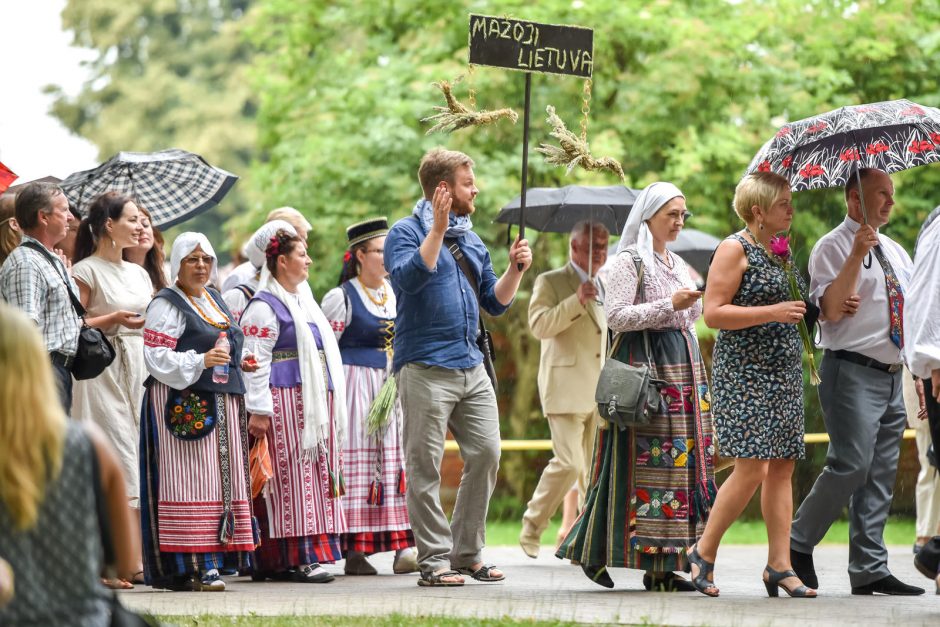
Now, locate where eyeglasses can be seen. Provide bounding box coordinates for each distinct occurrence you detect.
[181,255,214,266]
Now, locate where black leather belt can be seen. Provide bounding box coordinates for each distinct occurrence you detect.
[826,349,902,374]
[49,351,75,369]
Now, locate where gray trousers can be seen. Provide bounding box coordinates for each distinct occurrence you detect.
[791,353,907,587]
[396,363,500,574]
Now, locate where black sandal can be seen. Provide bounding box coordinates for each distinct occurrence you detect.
[417,569,465,587]
[455,564,504,582]
[687,547,719,597]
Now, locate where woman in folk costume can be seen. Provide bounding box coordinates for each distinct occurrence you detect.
[240,229,348,583]
[141,232,258,592]
[222,220,297,322]
[321,218,417,576]
[557,182,717,592]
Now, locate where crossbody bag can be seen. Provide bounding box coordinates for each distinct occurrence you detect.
[594,249,666,430]
[21,241,116,380]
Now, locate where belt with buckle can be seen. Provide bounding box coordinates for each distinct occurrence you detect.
[826,349,902,374]
[49,351,75,369]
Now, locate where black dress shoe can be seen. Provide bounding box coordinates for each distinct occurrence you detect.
[851,574,925,595]
[790,548,818,590]
[643,572,695,592]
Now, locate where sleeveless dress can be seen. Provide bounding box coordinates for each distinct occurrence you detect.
[711,233,806,460]
[0,422,108,626]
[71,255,153,506]
[322,279,414,555]
[240,290,347,570]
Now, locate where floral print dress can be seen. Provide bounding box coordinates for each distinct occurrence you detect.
[711,233,806,460]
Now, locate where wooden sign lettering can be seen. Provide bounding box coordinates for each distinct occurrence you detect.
[468,14,594,78]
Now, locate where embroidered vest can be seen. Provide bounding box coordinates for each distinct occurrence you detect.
[338,281,394,369]
[251,291,332,391]
[149,287,246,394]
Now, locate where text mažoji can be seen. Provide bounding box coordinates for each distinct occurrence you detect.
[468,14,594,78]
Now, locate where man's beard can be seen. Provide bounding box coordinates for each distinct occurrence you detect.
[451,197,475,216]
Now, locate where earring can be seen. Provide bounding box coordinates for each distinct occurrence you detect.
[111,236,116,249]
[758,222,764,231]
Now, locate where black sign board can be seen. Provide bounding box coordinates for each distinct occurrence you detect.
[468,14,593,78]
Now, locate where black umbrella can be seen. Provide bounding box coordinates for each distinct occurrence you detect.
[60,148,238,228]
[744,99,940,221]
[496,184,639,234]
[496,184,639,276]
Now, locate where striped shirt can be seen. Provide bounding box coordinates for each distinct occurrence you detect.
[0,235,81,355]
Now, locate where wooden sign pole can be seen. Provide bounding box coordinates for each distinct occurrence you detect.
[467,14,594,266]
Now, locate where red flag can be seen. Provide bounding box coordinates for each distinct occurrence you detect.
[0,162,17,195]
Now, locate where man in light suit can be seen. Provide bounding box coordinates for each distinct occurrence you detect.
[519,221,609,558]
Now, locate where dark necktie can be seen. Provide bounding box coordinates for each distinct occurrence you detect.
[871,245,904,349]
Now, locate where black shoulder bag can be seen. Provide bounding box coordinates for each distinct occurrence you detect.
[444,238,498,393]
[21,241,116,380]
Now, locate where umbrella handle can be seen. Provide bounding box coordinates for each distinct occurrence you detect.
[850,130,868,226]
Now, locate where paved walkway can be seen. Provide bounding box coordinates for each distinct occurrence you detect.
[122,545,940,625]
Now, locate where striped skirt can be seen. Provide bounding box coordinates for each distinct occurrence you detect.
[340,364,414,554]
[557,328,716,571]
[253,385,346,570]
[139,382,256,587]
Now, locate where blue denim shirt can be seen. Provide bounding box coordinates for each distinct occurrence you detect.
[385,215,510,372]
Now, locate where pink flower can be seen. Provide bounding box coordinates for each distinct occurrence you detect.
[769,235,791,259]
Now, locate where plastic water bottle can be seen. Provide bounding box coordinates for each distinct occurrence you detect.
[212,332,230,384]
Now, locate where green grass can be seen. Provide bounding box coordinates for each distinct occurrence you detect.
[484,516,916,547]
[156,615,581,626]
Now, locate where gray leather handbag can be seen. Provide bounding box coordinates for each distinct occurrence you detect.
[594,249,666,430]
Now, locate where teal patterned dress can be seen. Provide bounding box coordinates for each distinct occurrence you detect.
[711,233,806,460]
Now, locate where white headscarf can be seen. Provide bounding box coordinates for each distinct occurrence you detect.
[246,220,298,269]
[615,182,685,280]
[170,232,219,287]
[257,264,347,455]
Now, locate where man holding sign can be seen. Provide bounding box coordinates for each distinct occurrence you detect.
[385,148,531,586]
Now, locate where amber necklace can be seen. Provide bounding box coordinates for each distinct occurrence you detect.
[357,276,389,307]
[180,285,230,330]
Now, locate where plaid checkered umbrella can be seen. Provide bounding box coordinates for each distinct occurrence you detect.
[744,99,940,191]
[60,149,238,228]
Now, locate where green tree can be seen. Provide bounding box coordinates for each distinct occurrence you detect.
[49,0,259,254]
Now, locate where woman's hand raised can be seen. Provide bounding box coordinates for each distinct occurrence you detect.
[671,289,703,311]
[770,300,806,324]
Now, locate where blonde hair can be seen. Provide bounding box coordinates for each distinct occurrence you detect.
[0,303,67,530]
[733,172,790,223]
[0,193,20,266]
[418,148,474,200]
[265,206,312,234]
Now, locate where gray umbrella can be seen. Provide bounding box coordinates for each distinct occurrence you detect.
[60,148,238,228]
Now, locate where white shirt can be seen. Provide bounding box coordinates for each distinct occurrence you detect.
[569,260,606,303]
[809,216,913,365]
[904,212,940,379]
[222,275,260,323]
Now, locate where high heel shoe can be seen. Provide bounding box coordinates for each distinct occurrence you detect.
[686,546,719,597]
[763,565,816,598]
[581,563,614,589]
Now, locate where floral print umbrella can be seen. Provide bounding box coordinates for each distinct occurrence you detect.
[744,99,940,191]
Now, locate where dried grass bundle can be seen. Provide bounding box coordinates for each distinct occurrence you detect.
[422,79,518,135]
[536,105,625,182]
